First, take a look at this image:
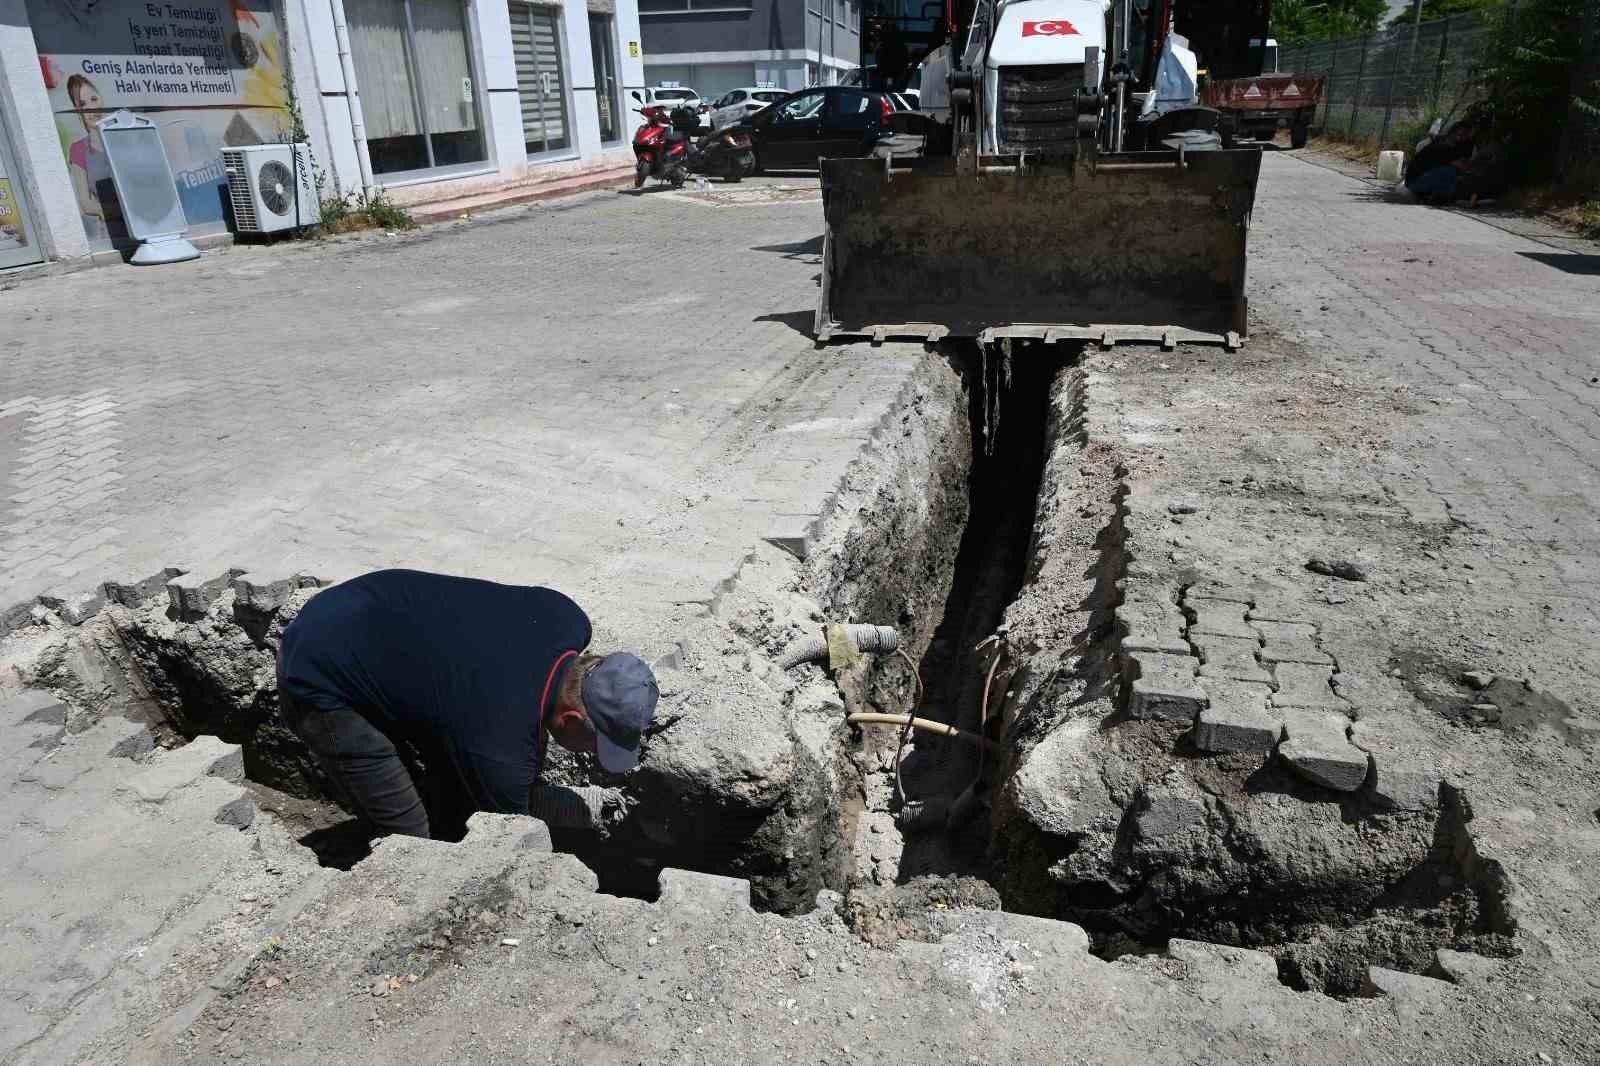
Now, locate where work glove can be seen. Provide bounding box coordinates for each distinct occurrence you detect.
[529,784,630,836]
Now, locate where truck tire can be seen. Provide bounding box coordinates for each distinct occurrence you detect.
[1291,121,1309,149]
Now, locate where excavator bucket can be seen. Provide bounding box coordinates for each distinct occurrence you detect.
[816,149,1262,348]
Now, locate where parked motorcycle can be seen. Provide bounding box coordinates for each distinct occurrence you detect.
[690,125,756,184]
[632,104,692,189]
[633,105,755,189]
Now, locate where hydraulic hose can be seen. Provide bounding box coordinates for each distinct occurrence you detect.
[845,712,995,751]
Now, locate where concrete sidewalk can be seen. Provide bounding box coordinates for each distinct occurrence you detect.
[0,179,918,659]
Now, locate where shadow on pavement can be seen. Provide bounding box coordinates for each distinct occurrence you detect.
[754,309,816,337]
[1518,252,1600,276]
[752,235,823,259]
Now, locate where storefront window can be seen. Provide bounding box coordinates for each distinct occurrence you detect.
[0,116,43,269]
[346,0,487,176]
[589,15,621,143]
[511,4,571,155]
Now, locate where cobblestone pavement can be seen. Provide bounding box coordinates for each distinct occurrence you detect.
[4,155,1597,639]
[1254,151,1600,634]
[0,179,922,653]
[1083,150,1600,1063]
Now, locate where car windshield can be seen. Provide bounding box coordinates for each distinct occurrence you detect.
[751,91,784,102]
[654,89,695,100]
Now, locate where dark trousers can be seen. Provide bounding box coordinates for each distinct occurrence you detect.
[281,692,470,840]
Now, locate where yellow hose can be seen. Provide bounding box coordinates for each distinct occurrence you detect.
[845,713,996,751]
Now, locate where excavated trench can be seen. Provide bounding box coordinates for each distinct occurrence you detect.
[804,342,1517,993]
[15,342,1517,994]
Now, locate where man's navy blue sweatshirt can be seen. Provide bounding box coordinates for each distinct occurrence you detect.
[277,569,592,815]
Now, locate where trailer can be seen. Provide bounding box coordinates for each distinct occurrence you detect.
[1201,37,1325,149]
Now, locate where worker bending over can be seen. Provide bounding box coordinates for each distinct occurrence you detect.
[277,568,658,840]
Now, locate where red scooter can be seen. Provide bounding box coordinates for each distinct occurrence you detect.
[632,105,691,189]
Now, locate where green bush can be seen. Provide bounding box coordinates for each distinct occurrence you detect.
[1473,0,1590,182]
[315,188,418,235]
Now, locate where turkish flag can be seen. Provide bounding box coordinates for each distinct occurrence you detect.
[1022,19,1079,37]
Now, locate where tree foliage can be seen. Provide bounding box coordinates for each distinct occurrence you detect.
[1474,0,1589,180]
[1273,0,1388,44]
[1385,0,1498,28]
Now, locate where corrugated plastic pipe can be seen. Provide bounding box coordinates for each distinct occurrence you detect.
[777,625,901,669]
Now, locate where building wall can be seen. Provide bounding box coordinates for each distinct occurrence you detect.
[0,0,642,269]
[299,0,644,211]
[0,0,106,262]
[640,0,858,96]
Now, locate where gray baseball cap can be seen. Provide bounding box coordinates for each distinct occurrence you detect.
[581,653,659,773]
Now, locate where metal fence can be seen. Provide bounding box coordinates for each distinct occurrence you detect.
[1278,9,1497,146]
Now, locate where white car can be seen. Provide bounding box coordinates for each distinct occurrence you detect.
[707,86,789,131]
[633,85,707,128]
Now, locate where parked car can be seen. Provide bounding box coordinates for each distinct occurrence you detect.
[632,85,707,129]
[707,86,788,131]
[725,86,902,173]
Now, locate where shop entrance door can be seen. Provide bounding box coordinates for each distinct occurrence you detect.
[0,115,43,269]
[511,4,571,154]
[589,15,620,143]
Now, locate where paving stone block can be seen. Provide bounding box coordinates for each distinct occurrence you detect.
[1429,948,1504,985]
[102,567,186,606]
[763,517,815,561]
[1182,584,1255,607]
[1270,662,1350,710]
[1363,965,1454,1007]
[1166,939,1280,986]
[1249,619,1318,643]
[230,573,296,615]
[657,868,753,913]
[35,590,107,625]
[4,688,69,725]
[1347,722,1442,810]
[1193,634,1272,684]
[1279,711,1369,791]
[1128,651,1205,722]
[1278,739,1371,791]
[1193,679,1282,753]
[166,569,245,621]
[1116,598,1183,630]
[462,811,554,853]
[1244,600,1310,623]
[1186,606,1257,640]
[121,736,244,803]
[1121,631,1192,656]
[214,794,258,829]
[1258,640,1335,667]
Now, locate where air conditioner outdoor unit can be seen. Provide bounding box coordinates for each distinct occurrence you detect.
[222,143,315,234]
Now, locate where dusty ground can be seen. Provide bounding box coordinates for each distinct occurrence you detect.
[3,152,1599,1064]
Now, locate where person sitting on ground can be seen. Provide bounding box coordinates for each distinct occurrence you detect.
[277,568,659,841]
[1400,119,1476,203]
[1454,136,1512,203]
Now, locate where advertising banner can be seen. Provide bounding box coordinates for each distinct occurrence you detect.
[0,178,32,254]
[27,0,293,245]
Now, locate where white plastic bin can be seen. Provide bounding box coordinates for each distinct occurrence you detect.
[1377,150,1406,183]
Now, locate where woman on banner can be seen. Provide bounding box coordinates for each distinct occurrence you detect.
[65,74,114,240]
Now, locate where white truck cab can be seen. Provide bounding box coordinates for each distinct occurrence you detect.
[974,0,1108,155]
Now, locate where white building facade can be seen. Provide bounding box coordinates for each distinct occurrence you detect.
[639,0,860,103]
[0,0,645,269]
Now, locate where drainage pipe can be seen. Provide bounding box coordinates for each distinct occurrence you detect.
[777,625,900,669]
[329,0,377,195]
[845,712,996,751]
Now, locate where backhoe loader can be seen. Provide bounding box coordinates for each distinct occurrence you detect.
[817,0,1267,350]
